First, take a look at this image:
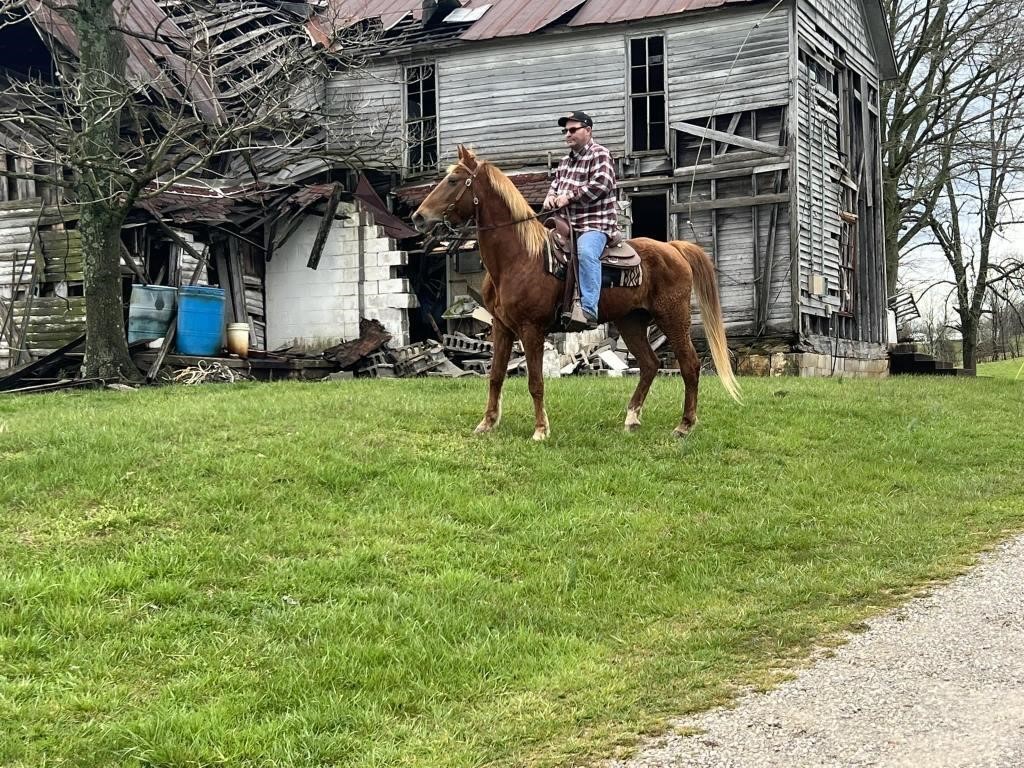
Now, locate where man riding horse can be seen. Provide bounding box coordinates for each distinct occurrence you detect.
[542,110,619,331]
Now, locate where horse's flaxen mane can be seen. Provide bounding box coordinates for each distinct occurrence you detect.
[478,162,546,259]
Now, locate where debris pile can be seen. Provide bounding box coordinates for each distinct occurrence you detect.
[322,315,682,380]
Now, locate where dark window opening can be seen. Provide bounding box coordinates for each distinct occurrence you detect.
[0,18,54,79]
[406,65,438,174]
[629,36,666,152]
[629,194,668,241]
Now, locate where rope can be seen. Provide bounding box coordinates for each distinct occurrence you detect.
[172,361,252,385]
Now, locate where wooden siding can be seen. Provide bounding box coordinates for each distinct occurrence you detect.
[327,62,405,169]
[796,62,843,317]
[666,4,791,122]
[10,296,86,357]
[672,108,793,336]
[798,0,878,79]
[437,35,627,169]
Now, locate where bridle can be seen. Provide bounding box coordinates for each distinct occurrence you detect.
[440,161,481,240]
[435,161,556,245]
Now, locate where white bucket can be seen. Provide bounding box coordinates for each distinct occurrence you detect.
[226,322,250,358]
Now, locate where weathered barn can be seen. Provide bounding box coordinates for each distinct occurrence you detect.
[314,0,897,375]
[2,0,897,376]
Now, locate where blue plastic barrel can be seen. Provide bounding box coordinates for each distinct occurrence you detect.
[127,285,177,343]
[176,285,226,356]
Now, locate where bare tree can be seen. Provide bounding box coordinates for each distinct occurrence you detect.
[880,0,1024,295]
[924,42,1024,368]
[0,0,394,379]
[881,0,1024,368]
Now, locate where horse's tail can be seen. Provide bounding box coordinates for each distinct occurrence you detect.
[670,241,742,403]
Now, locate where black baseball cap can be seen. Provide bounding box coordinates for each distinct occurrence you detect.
[557,110,593,128]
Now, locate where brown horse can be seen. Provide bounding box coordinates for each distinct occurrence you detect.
[412,145,740,440]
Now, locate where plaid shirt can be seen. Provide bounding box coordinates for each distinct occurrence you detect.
[547,141,619,234]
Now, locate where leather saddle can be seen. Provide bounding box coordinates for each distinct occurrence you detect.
[544,215,641,271]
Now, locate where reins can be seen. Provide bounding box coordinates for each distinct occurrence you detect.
[439,161,556,242]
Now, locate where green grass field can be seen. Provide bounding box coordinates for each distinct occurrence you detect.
[1,374,1022,767]
[979,356,1024,379]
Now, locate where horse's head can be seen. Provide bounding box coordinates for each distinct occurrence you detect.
[411,144,482,236]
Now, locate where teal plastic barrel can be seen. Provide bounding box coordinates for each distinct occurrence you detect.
[127,285,177,343]
[176,285,226,356]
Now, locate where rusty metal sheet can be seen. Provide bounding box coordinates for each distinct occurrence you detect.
[315,0,759,42]
[569,0,752,27]
[459,0,586,41]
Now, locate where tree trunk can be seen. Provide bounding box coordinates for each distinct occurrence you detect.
[882,166,901,297]
[960,314,978,370]
[75,0,140,381]
[81,203,137,379]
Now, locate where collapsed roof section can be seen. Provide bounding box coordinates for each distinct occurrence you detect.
[26,0,323,123]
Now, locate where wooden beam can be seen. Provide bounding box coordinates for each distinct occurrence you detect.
[307,183,344,270]
[671,191,789,214]
[672,121,787,157]
[120,241,149,284]
[674,159,790,182]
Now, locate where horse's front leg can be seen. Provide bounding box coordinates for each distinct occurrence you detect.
[519,325,549,441]
[475,317,515,434]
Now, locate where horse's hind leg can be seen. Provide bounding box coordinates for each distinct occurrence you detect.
[616,312,659,432]
[654,306,701,438]
[476,317,514,434]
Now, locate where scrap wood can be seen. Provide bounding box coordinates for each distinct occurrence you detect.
[0,377,104,395]
[0,334,85,391]
[323,318,391,368]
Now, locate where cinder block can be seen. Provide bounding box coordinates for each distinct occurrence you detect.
[378,250,409,266]
[363,265,391,282]
[378,278,411,294]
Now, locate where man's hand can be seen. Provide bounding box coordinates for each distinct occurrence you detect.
[543,194,572,210]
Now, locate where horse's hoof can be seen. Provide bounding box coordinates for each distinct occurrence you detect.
[672,427,691,439]
[474,422,493,435]
[532,429,548,441]
[625,422,640,433]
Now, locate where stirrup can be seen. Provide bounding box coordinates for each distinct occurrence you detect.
[562,302,598,333]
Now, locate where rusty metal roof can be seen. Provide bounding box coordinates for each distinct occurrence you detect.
[319,0,764,41]
[569,0,751,28]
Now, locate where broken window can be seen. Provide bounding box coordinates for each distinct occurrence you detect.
[405,64,438,173]
[629,36,666,153]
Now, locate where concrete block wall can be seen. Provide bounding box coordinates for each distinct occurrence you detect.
[736,351,888,378]
[265,202,417,351]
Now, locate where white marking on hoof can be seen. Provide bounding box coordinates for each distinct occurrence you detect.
[532,428,548,441]
[625,407,642,432]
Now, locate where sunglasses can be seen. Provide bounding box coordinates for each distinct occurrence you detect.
[561,126,589,135]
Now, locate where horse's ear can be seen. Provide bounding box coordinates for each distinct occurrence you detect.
[462,146,478,168]
[456,144,466,160]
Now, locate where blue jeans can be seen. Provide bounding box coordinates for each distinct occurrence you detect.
[577,230,607,317]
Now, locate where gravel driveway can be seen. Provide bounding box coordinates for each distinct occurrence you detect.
[609,534,1024,768]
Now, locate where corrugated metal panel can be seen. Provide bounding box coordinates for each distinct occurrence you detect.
[569,0,743,27]
[318,0,763,41]
[459,0,586,41]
